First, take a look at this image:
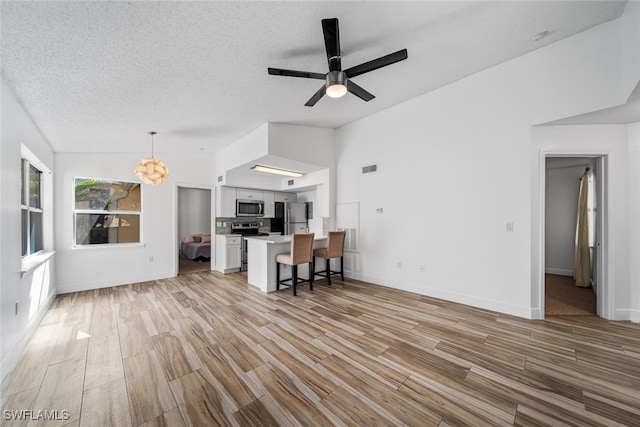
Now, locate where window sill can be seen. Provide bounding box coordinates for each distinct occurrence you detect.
[72,243,145,250]
[21,251,55,278]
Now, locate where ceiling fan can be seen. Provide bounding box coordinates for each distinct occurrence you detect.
[268,18,408,107]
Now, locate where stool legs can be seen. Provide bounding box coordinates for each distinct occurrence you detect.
[326,258,331,286]
[277,259,315,296]
[340,256,344,281]
[291,265,297,296]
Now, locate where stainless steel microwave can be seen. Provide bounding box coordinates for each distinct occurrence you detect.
[236,199,264,217]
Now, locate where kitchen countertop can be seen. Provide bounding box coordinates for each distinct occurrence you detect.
[243,235,326,244]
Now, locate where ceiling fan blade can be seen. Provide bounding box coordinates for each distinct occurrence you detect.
[321,18,341,72]
[347,80,375,102]
[305,85,326,107]
[344,48,408,78]
[268,68,326,80]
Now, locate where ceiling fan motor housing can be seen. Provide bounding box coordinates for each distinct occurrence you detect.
[326,71,348,98]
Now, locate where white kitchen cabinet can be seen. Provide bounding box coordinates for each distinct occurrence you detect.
[263,191,275,218]
[274,192,297,203]
[215,235,241,274]
[236,188,263,200]
[216,186,236,218]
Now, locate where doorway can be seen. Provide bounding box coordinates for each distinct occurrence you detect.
[177,186,212,275]
[543,155,607,317]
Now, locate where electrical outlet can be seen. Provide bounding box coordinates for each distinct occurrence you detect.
[397,262,402,269]
[419,264,426,273]
[506,222,514,232]
[148,256,154,262]
[376,208,383,213]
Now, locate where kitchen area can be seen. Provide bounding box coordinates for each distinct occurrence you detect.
[214,185,328,290]
[210,123,336,291]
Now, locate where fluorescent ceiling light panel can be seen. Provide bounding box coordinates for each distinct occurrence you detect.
[251,165,303,177]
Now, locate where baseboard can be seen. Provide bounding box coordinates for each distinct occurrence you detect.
[614,308,640,323]
[545,268,573,276]
[1,291,56,396]
[56,270,175,294]
[344,270,534,319]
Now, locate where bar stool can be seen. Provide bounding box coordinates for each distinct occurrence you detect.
[276,233,315,296]
[313,230,346,285]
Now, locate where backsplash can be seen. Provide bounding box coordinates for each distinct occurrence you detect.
[216,217,271,235]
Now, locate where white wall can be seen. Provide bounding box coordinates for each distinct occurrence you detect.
[1,78,57,390]
[55,151,215,293]
[629,122,640,322]
[335,11,637,319]
[268,123,336,168]
[622,0,640,96]
[214,124,268,184]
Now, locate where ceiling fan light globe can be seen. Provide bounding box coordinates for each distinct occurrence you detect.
[325,70,348,98]
[326,83,347,98]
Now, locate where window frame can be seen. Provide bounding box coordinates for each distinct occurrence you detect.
[72,176,143,248]
[21,158,44,257]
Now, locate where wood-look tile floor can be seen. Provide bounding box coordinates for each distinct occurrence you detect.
[2,271,640,426]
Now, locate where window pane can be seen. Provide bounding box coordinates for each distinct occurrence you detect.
[21,209,28,256]
[30,211,43,253]
[75,214,140,245]
[29,165,41,209]
[74,179,140,211]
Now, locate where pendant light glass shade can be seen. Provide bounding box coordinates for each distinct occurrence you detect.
[135,131,169,185]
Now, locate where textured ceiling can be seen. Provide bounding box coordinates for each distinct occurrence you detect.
[0,1,628,154]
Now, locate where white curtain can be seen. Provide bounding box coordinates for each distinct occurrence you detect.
[574,168,591,287]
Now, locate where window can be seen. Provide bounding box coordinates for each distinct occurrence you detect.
[21,159,44,256]
[74,178,141,246]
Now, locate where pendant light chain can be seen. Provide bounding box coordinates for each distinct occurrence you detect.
[149,131,157,158]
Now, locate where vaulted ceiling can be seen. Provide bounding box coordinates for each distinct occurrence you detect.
[0,1,628,153]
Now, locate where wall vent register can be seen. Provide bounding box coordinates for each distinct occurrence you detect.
[362,164,378,174]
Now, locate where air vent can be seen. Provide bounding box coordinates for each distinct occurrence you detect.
[362,164,378,174]
[217,175,223,182]
[288,179,294,186]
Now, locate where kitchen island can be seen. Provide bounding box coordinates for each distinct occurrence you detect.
[244,234,327,293]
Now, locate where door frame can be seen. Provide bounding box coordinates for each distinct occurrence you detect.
[538,150,611,318]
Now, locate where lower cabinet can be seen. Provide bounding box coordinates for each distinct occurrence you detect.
[215,235,241,274]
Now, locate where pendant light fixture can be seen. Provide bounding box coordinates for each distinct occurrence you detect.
[135,131,169,185]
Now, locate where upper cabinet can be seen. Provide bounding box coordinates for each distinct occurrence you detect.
[236,188,263,201]
[216,186,236,218]
[274,192,297,203]
[263,191,275,218]
[216,187,299,218]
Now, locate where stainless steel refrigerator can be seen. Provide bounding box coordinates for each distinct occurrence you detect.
[274,202,308,235]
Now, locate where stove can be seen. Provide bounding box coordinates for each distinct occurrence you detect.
[231,222,262,235]
[232,223,268,271]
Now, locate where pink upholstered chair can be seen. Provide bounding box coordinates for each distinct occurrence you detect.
[313,230,346,285]
[276,233,315,296]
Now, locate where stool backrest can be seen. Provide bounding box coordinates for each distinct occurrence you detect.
[326,231,346,259]
[291,233,314,265]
